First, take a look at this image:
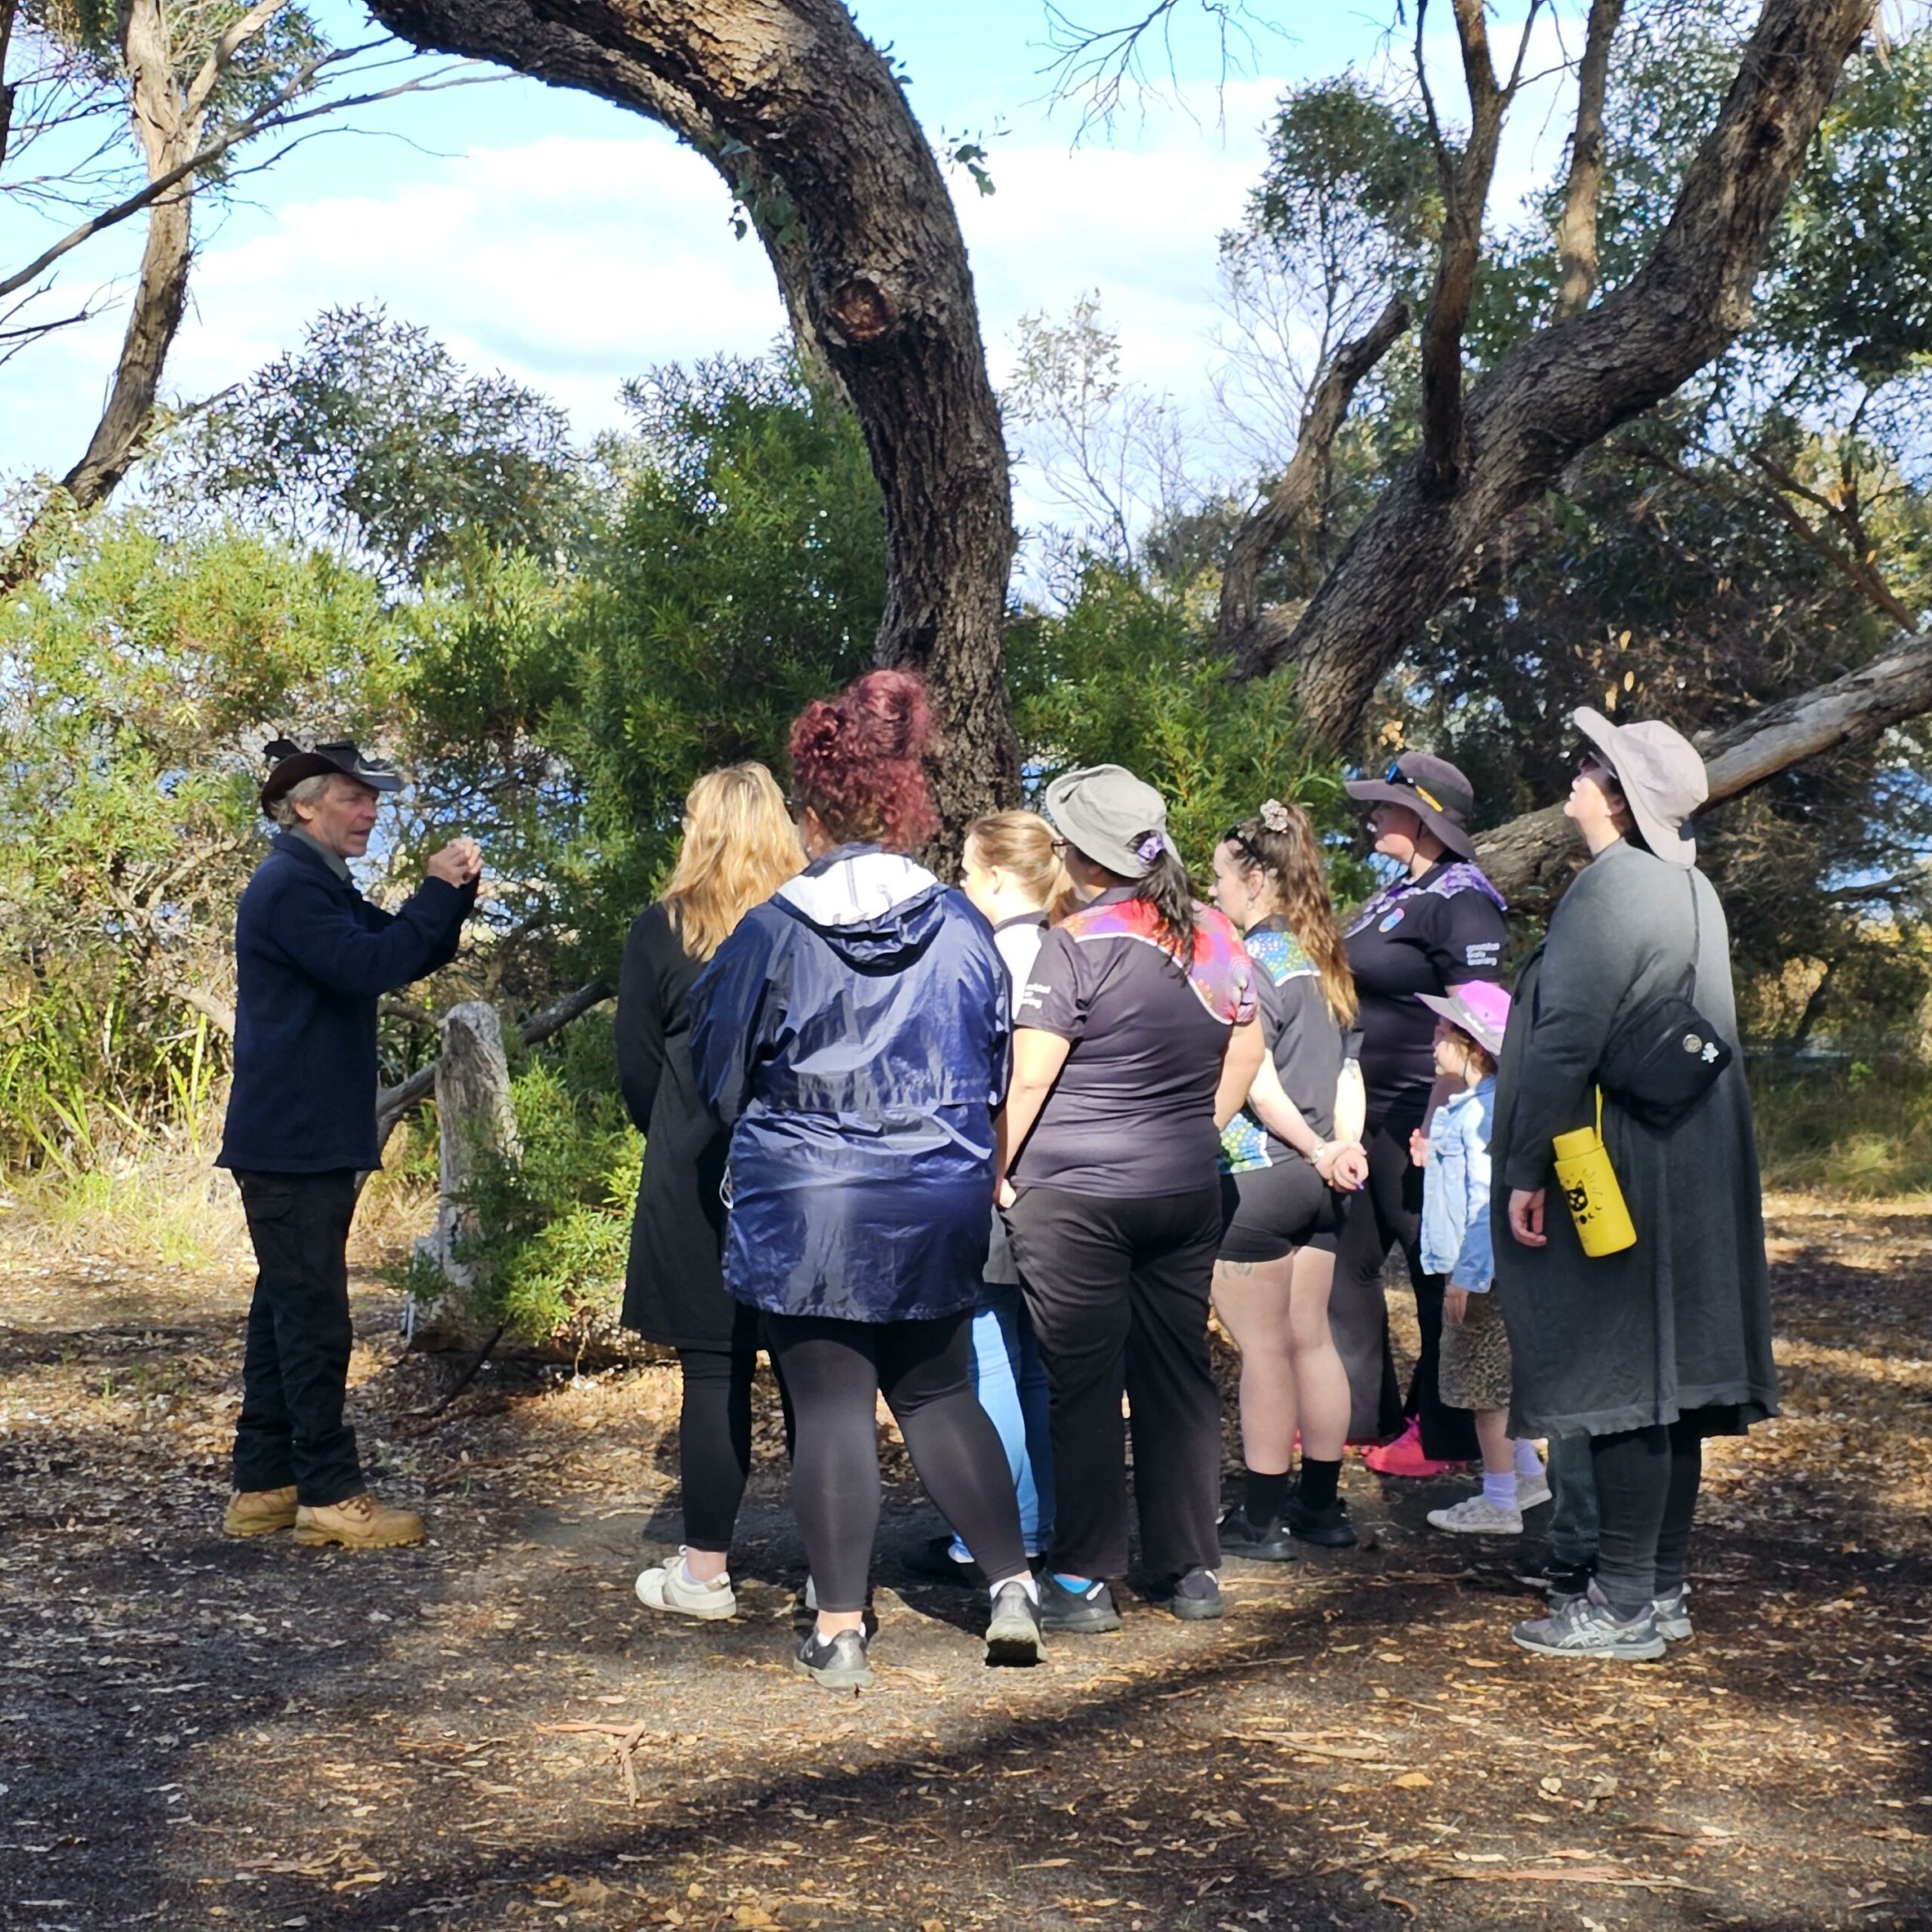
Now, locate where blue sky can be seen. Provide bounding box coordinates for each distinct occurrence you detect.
[2,0,1569,498]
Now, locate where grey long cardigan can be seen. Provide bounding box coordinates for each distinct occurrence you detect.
[1491,839,1778,1438]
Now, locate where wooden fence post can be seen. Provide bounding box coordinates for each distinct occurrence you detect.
[405,1000,520,1349]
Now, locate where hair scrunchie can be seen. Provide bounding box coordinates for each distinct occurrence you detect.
[1259,798,1291,832]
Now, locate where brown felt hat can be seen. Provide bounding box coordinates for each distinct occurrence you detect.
[1571,708,1706,867]
[258,738,402,813]
[1344,751,1479,861]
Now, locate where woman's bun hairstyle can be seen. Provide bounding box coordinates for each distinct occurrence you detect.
[789,668,938,851]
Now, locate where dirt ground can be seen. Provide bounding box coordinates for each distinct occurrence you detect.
[1,1195,1928,1932]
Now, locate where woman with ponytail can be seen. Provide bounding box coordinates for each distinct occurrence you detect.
[690,671,1040,1689]
[996,764,1263,1632]
[1209,798,1369,1561]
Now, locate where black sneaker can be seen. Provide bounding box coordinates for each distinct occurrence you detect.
[984,1580,1044,1666]
[1283,1491,1358,1549]
[1150,1566,1224,1622]
[900,1534,986,1588]
[1217,1506,1296,1563]
[793,1626,875,1689]
[1038,1574,1121,1634]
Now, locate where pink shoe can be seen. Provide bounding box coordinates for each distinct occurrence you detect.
[1362,1419,1460,1478]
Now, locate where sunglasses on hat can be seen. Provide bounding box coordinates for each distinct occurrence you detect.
[1380,758,1447,815]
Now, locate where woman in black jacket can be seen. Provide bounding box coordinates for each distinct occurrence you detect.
[618,762,803,1623]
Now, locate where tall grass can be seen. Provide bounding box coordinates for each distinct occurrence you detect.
[1751,1057,1932,1198]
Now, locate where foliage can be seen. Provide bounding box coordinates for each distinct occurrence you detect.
[1009,560,1368,901]
[168,307,586,584]
[0,512,423,1164]
[448,1015,639,1341]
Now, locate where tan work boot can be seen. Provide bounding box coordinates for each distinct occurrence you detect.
[223,1485,298,1537]
[294,1492,426,1549]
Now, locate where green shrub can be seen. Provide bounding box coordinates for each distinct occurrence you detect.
[452,1013,641,1341]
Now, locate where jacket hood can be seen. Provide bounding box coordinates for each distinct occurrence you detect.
[775,845,953,969]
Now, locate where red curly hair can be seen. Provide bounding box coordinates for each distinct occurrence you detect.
[789,669,938,852]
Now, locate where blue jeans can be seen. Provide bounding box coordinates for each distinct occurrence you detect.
[951,1282,1054,1559]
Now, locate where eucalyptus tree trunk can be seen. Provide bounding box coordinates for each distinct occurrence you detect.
[365,0,1020,851]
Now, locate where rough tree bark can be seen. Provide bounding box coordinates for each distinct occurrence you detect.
[1241,0,1877,745]
[365,0,1020,848]
[1554,0,1623,317]
[1475,622,1932,904]
[1,0,18,168]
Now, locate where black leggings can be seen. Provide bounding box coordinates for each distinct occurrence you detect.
[763,1309,1027,1614]
[1329,1099,1479,1460]
[675,1345,795,1554]
[1589,1417,1704,1614]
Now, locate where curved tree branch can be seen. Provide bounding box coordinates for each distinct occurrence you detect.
[365,0,1021,849]
[1216,294,1408,676]
[1246,0,1878,746]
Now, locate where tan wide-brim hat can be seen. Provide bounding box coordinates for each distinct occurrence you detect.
[1572,708,1707,868]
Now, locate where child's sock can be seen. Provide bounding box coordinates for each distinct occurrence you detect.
[1297,1457,1343,1512]
[1514,1436,1545,1478]
[1482,1470,1518,1510]
[989,1572,1039,1605]
[1244,1466,1290,1524]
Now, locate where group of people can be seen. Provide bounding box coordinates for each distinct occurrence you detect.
[214,673,1779,1687]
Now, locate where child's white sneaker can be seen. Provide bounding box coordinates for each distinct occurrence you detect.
[1427,1494,1524,1536]
[1515,1469,1553,1510]
[635,1549,737,1620]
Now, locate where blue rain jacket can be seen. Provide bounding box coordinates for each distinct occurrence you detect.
[690,844,1010,1323]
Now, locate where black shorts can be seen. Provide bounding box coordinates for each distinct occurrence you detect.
[1218,1158,1346,1263]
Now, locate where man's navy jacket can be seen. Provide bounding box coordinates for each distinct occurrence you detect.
[217,833,476,1174]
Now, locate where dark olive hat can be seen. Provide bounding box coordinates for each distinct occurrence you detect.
[258,738,402,813]
[1343,751,1478,861]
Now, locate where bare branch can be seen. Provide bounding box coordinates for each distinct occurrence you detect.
[1217,295,1410,675]
[1555,0,1624,315]
[1038,0,1272,137]
[0,47,487,303]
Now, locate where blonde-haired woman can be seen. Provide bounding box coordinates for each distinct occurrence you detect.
[620,763,803,1620]
[903,811,1065,1587]
[1210,798,1371,1558]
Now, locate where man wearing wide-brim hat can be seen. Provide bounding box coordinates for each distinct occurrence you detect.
[216,740,481,1549]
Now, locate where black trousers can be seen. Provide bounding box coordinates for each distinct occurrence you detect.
[1589,1417,1704,1613]
[675,1343,795,1554]
[763,1309,1026,1614]
[1330,1100,1480,1461]
[1008,1183,1224,1582]
[230,1168,364,1506]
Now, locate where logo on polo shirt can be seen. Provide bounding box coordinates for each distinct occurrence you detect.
[1379,909,1405,931]
[1464,940,1500,968]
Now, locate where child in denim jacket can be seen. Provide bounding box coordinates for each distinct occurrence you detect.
[1414,983,1549,1534]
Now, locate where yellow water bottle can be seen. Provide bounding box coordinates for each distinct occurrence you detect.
[1551,1088,1637,1257]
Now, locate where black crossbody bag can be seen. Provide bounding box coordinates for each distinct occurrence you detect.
[1595,874,1734,1129]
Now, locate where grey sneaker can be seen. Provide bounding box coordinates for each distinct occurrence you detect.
[794,1626,875,1689]
[1515,1469,1553,1511]
[1512,1583,1666,1661]
[984,1580,1044,1666]
[1653,1583,1693,1642]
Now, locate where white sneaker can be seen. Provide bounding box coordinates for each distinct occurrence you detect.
[635,1549,737,1620]
[1515,1469,1553,1510]
[1427,1493,1524,1536]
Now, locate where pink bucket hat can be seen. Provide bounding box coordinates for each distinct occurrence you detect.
[1418,982,1511,1057]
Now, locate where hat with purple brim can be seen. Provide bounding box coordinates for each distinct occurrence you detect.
[1417,981,1512,1058]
